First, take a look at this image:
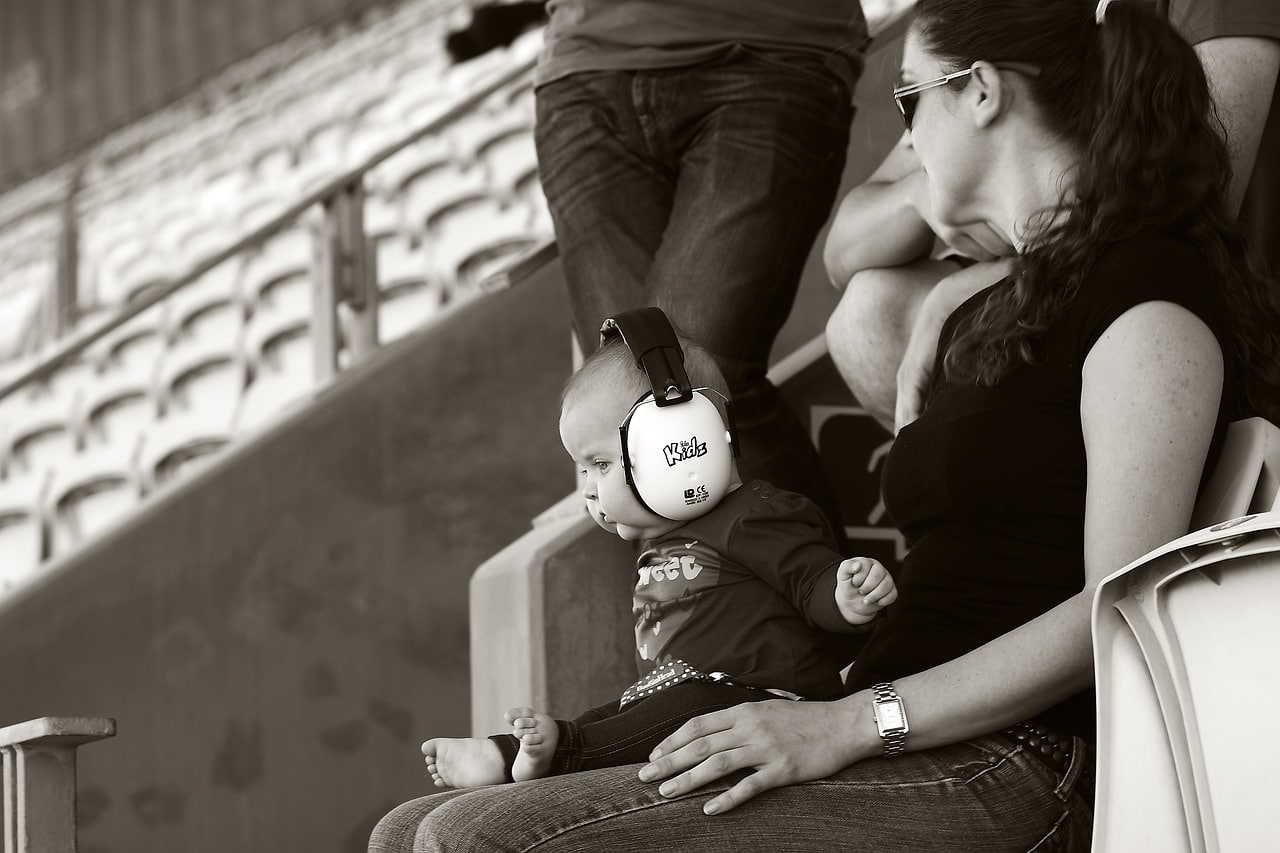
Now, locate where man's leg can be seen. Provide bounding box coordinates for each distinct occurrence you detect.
[641,47,856,519]
[534,72,675,354]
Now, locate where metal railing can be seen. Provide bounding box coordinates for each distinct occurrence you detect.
[0,41,541,405]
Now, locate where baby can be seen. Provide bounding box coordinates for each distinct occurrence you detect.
[422,310,895,787]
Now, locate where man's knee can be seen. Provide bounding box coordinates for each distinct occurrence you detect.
[829,270,907,356]
[827,269,922,380]
[826,265,945,420]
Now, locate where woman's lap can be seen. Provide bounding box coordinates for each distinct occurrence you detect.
[369,736,1093,853]
[369,789,470,853]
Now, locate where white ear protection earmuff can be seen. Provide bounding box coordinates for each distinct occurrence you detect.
[599,308,740,521]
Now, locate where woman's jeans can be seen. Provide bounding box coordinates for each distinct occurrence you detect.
[368,734,1095,852]
[534,46,855,524]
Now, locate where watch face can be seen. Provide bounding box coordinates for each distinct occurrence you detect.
[876,701,905,732]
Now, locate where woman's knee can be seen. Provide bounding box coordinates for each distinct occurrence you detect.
[369,794,457,853]
[414,788,531,853]
[413,766,672,853]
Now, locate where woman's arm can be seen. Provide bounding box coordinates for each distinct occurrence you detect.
[641,300,1224,815]
[823,133,1016,289]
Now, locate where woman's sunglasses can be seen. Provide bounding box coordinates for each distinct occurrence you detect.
[893,63,1042,130]
[893,67,976,129]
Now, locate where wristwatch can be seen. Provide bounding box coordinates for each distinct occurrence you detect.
[870,682,909,757]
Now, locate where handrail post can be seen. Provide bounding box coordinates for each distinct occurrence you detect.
[0,717,115,853]
[316,179,378,381]
[314,195,342,385]
[49,162,84,341]
[361,234,380,353]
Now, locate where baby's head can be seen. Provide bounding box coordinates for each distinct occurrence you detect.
[559,334,737,541]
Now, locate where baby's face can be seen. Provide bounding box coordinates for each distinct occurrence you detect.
[559,395,678,541]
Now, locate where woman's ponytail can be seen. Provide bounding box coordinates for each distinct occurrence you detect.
[1083,0,1227,240]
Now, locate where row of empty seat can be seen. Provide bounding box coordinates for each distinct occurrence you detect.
[0,0,538,346]
[0,3,552,594]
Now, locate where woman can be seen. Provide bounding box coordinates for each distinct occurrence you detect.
[370,1,1280,849]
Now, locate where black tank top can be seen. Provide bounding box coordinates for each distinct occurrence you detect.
[846,231,1246,741]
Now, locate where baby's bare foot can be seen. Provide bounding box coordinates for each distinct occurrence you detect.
[506,706,559,782]
[420,737,505,789]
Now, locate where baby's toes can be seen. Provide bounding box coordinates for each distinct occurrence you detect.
[519,731,545,746]
[513,716,545,737]
[505,706,536,725]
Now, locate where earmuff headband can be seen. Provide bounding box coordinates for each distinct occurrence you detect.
[599,308,693,407]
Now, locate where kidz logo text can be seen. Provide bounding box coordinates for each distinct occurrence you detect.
[663,436,707,467]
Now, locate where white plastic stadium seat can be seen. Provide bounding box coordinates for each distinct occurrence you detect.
[1092,417,1280,853]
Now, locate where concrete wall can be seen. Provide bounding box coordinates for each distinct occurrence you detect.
[0,265,575,853]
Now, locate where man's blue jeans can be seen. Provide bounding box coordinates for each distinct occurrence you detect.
[534,46,855,522]
[368,734,1095,852]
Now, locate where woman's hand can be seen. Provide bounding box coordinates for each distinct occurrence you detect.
[637,697,871,815]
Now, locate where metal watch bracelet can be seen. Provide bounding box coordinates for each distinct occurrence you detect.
[871,681,909,757]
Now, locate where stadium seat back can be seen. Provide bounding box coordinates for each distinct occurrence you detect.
[1093,417,1280,853]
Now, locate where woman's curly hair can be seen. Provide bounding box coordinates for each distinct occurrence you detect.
[914,0,1280,421]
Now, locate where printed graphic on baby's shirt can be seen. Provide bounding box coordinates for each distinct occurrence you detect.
[634,540,721,667]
